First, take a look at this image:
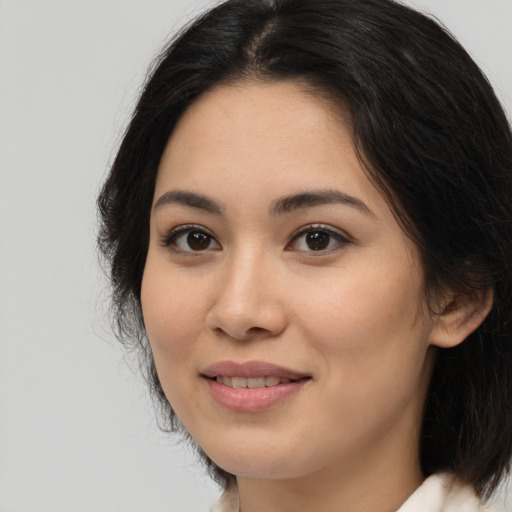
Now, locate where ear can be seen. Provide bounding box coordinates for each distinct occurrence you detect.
[430,288,493,348]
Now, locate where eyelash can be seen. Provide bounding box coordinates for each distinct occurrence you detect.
[159,223,351,254]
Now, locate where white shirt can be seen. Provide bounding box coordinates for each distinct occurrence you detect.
[210,473,494,512]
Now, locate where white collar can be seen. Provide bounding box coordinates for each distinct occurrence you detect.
[397,473,489,512]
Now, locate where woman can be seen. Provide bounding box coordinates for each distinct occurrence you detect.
[97,0,512,510]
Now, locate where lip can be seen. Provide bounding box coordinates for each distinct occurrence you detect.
[201,360,309,380]
[201,360,311,413]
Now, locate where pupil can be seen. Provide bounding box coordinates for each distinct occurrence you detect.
[187,231,210,250]
[306,231,329,250]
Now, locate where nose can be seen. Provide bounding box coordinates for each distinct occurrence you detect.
[205,250,288,342]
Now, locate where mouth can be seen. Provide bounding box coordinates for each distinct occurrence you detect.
[213,376,304,388]
[201,360,311,383]
[201,361,311,412]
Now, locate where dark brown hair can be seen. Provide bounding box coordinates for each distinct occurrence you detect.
[98,0,512,498]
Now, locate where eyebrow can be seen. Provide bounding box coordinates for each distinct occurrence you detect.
[154,190,223,215]
[269,189,374,216]
[153,189,374,217]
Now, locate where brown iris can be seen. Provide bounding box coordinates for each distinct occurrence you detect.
[187,231,211,250]
[306,231,330,250]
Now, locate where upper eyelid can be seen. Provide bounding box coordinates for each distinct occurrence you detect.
[290,223,352,241]
[164,223,215,236]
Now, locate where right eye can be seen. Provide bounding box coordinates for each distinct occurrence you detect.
[161,225,221,253]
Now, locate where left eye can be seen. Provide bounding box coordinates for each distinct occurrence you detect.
[288,227,349,252]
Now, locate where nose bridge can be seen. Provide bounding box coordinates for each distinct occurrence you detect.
[222,245,264,300]
[206,243,286,340]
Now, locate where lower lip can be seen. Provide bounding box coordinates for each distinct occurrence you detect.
[205,378,309,412]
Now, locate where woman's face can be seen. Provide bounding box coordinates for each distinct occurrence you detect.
[141,81,439,481]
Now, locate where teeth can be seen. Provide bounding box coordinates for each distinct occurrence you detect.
[247,377,266,389]
[215,376,296,388]
[265,376,280,386]
[231,377,246,388]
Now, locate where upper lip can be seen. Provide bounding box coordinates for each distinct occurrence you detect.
[201,360,310,380]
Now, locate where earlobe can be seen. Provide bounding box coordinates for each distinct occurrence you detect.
[430,288,494,349]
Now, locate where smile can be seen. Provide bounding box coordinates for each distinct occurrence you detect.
[215,376,295,388]
[202,361,311,412]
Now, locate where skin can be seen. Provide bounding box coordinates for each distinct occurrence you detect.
[141,81,490,512]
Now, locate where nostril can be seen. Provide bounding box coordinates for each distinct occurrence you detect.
[247,327,265,334]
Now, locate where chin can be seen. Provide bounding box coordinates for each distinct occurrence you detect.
[202,438,313,480]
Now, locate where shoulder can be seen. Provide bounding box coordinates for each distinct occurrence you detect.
[398,473,495,512]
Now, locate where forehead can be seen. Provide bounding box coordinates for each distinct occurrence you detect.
[169,81,347,156]
[155,80,379,203]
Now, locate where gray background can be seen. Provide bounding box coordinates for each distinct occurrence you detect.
[0,1,510,510]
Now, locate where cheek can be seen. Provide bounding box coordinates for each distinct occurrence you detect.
[293,251,432,404]
[298,266,425,351]
[140,259,212,417]
[140,258,207,364]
